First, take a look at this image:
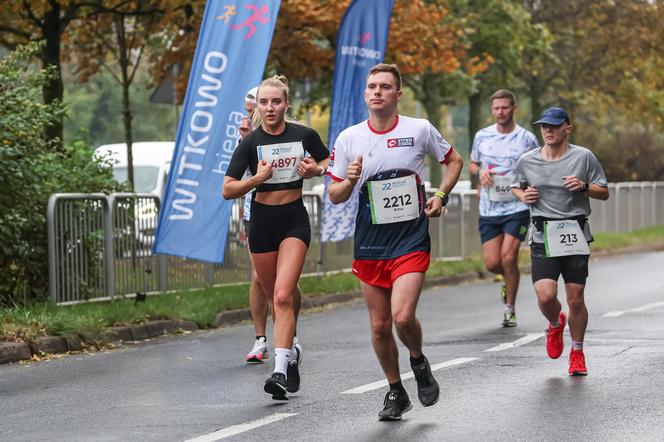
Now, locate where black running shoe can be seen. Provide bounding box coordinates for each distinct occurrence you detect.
[264,373,288,401]
[411,356,439,406]
[286,345,302,393]
[378,389,412,421]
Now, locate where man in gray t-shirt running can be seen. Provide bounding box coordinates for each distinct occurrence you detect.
[511,107,609,377]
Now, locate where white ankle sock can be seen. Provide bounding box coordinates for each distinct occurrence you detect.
[290,336,299,357]
[274,348,291,375]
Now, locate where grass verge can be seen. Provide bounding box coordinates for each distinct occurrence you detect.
[2,225,663,343]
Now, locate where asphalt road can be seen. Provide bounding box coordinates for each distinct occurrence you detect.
[1,251,663,442]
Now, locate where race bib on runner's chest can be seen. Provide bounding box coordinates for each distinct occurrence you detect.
[257,141,305,184]
[367,174,419,224]
[544,219,590,257]
[489,173,516,202]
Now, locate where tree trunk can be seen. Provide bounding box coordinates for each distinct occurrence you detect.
[468,92,482,189]
[116,13,135,191]
[41,3,64,149]
[528,79,544,145]
[122,82,135,192]
[420,74,443,188]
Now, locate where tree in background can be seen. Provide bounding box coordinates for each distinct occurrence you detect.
[391,0,473,128]
[0,42,119,305]
[525,0,664,180]
[148,1,200,106]
[149,0,478,184]
[0,1,158,148]
[4,0,660,185]
[0,0,90,148]
[64,69,174,144]
[68,0,171,191]
[266,0,347,106]
[150,0,347,110]
[388,0,488,184]
[444,0,549,153]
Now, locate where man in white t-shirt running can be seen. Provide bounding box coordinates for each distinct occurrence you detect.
[469,89,538,327]
[328,63,463,421]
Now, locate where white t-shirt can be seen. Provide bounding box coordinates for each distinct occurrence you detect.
[329,114,452,187]
[329,114,453,260]
[471,124,538,217]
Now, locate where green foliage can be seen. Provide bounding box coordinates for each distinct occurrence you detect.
[0,42,121,306]
[64,70,175,145]
[576,125,664,182]
[593,225,664,250]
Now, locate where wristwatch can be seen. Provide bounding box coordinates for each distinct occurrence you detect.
[318,166,326,177]
[580,182,589,193]
[434,190,449,206]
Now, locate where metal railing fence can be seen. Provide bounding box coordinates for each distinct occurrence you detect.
[48,181,664,304]
[48,194,109,304]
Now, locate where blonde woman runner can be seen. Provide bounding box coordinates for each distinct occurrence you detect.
[223,75,329,400]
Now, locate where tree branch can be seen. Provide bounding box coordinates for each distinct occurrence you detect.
[99,58,122,85]
[0,24,32,40]
[21,0,43,28]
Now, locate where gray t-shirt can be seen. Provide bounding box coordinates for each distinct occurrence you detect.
[512,144,608,244]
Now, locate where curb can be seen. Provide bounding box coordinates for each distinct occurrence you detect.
[0,342,32,364]
[0,319,200,365]
[3,242,663,365]
[591,241,664,257]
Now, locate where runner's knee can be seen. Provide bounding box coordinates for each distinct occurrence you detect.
[566,290,586,310]
[485,256,502,274]
[370,317,392,339]
[567,297,585,311]
[392,311,416,331]
[535,285,558,305]
[273,288,293,310]
[500,252,518,269]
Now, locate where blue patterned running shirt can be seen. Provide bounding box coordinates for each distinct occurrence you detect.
[471,124,538,217]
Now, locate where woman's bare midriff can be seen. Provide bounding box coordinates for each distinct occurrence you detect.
[253,188,302,205]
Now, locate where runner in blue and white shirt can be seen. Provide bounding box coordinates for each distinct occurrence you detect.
[329,64,463,422]
[469,89,538,328]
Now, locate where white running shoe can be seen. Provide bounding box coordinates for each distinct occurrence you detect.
[245,337,269,364]
[501,310,517,328]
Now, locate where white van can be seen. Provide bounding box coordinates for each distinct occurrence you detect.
[94,141,175,197]
[95,141,175,249]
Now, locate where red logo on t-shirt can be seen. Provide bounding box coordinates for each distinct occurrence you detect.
[387,137,414,148]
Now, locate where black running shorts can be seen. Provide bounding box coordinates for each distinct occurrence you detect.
[248,198,311,253]
[530,243,589,285]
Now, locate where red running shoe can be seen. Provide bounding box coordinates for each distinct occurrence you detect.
[545,311,566,359]
[569,349,588,376]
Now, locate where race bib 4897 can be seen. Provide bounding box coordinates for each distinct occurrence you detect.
[257,141,305,184]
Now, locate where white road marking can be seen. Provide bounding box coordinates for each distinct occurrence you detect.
[484,333,545,352]
[603,301,664,318]
[183,413,297,442]
[340,357,478,395]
